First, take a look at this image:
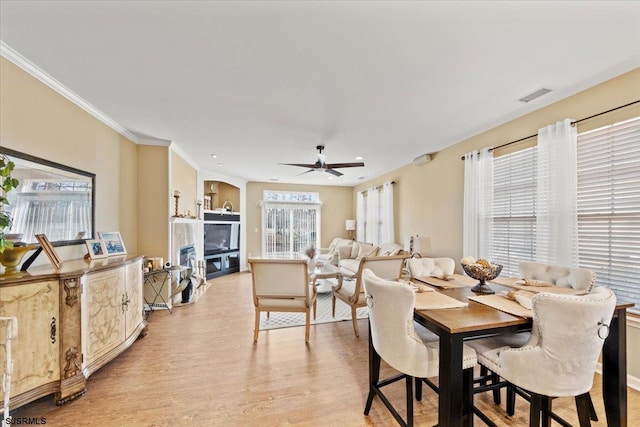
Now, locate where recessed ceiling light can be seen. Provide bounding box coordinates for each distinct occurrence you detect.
[210,154,218,158]
[358,176,366,180]
[328,176,335,180]
[217,162,224,166]
[269,178,279,181]
[355,156,363,161]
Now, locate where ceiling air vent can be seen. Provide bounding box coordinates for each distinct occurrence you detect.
[518,88,552,103]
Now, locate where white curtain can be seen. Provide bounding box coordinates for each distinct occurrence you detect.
[463,147,494,259]
[366,186,380,245]
[380,181,395,244]
[536,118,578,266]
[356,191,365,242]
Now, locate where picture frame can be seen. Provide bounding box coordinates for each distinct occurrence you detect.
[35,233,63,269]
[85,239,108,259]
[98,231,127,256]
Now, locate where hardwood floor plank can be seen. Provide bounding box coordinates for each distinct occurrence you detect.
[11,271,640,426]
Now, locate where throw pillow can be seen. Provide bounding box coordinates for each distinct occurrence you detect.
[356,244,378,260]
[350,242,361,259]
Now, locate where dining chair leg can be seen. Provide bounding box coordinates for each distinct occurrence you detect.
[406,376,414,427]
[541,396,551,427]
[506,384,516,416]
[530,393,542,427]
[305,309,310,343]
[491,372,501,405]
[586,392,598,421]
[267,311,270,320]
[331,294,337,317]
[575,393,593,427]
[351,306,360,337]
[364,327,381,415]
[414,377,422,401]
[253,310,260,342]
[313,299,317,320]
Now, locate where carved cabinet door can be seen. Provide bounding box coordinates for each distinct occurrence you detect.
[0,280,60,399]
[124,259,143,338]
[82,268,126,365]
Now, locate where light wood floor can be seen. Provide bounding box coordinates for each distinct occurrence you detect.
[14,271,640,426]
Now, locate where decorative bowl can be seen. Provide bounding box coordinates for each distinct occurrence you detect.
[461,262,503,294]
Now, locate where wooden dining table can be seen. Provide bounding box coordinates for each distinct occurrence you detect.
[401,280,632,427]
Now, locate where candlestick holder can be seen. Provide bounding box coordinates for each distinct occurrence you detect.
[173,195,180,217]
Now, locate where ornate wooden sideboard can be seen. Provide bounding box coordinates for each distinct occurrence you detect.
[0,255,148,409]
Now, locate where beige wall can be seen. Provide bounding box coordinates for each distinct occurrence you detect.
[170,149,198,217]
[245,182,353,258]
[0,57,138,260]
[217,182,240,212]
[136,145,169,260]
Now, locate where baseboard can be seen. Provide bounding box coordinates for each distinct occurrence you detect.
[595,362,640,392]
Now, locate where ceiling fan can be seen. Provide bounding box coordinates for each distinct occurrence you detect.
[280,145,365,177]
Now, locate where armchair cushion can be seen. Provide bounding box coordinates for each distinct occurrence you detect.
[377,242,404,256]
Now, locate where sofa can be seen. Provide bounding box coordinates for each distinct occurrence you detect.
[337,241,405,277]
[317,237,353,266]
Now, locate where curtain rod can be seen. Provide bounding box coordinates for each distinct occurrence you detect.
[359,180,396,194]
[459,99,640,160]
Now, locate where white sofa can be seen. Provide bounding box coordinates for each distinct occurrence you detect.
[317,237,353,266]
[337,241,405,277]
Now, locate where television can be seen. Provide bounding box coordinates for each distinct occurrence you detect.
[204,222,240,255]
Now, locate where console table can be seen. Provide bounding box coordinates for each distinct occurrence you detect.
[0,256,147,410]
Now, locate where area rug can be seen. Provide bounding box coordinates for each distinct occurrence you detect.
[259,287,368,331]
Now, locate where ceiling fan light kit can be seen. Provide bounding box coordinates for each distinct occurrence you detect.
[281,145,364,177]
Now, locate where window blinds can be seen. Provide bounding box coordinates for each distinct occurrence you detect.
[491,147,537,277]
[577,117,640,312]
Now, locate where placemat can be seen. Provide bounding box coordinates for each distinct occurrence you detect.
[415,291,468,310]
[490,277,588,295]
[414,273,477,289]
[468,294,532,318]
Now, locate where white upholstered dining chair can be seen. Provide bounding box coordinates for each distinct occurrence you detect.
[467,287,616,427]
[248,258,317,343]
[362,269,477,427]
[331,255,407,337]
[407,257,455,278]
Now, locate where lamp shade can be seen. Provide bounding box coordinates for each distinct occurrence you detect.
[345,219,356,231]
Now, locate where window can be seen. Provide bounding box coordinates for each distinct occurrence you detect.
[489,116,640,313]
[490,147,537,277]
[261,191,321,256]
[357,182,394,245]
[577,117,640,312]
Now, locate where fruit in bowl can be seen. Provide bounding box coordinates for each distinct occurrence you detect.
[460,256,503,294]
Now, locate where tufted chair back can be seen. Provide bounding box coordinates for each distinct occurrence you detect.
[499,287,616,397]
[407,257,455,277]
[363,269,442,379]
[519,261,595,291]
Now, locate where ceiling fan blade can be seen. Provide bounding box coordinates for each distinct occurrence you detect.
[325,168,343,177]
[298,169,316,176]
[324,162,365,169]
[280,163,319,168]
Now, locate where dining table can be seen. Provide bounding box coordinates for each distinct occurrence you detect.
[368,276,632,427]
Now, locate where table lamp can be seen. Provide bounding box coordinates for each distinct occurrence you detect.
[345,219,356,240]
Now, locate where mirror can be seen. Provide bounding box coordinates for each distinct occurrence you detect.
[0,147,95,246]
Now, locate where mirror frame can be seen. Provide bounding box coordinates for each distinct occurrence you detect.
[0,146,96,247]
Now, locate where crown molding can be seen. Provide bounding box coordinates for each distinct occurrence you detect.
[170,142,200,171]
[1,41,139,143]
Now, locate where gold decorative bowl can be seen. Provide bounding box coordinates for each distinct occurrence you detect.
[0,244,39,273]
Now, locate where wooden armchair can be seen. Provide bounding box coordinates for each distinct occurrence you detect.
[248,258,317,343]
[331,254,407,337]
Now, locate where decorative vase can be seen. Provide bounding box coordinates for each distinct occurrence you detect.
[0,244,39,274]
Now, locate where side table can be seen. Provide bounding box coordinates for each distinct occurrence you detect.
[143,268,176,314]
